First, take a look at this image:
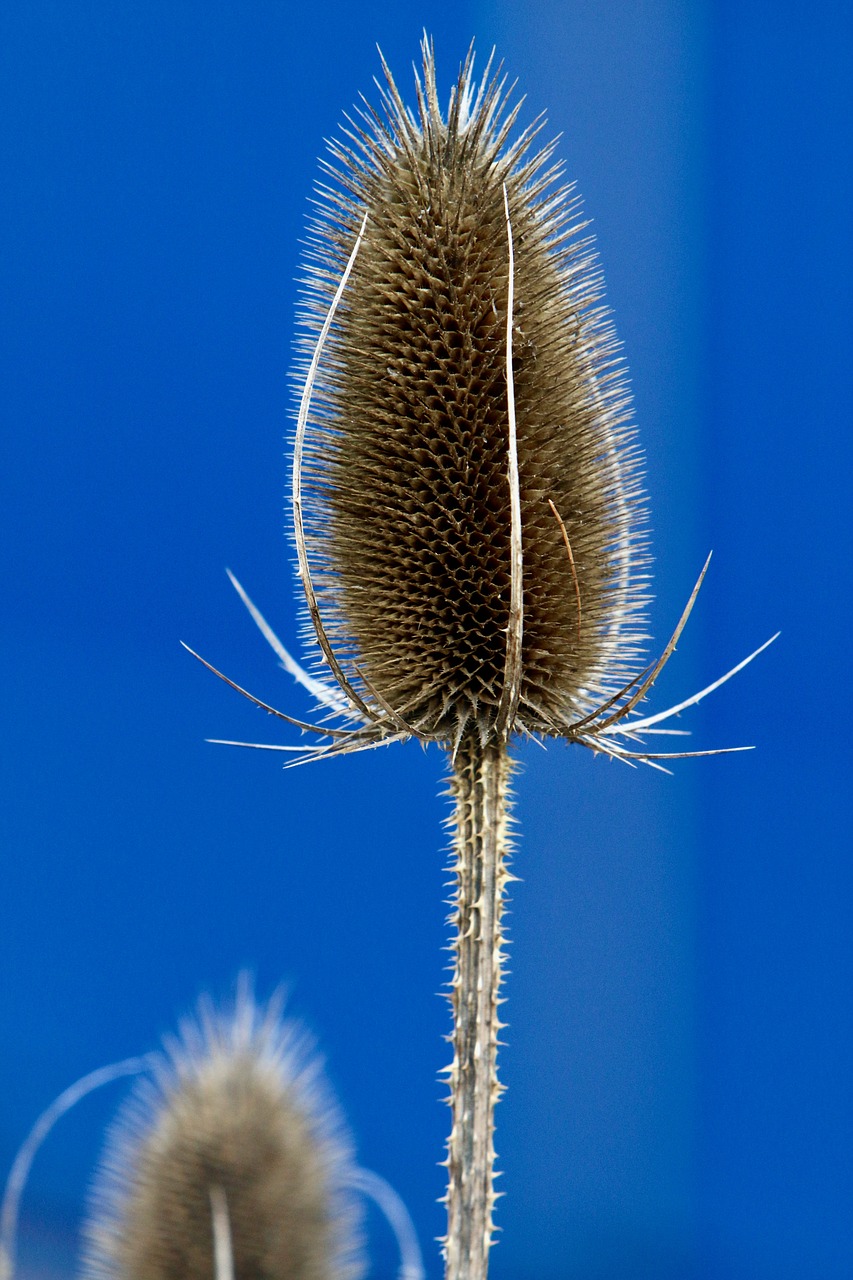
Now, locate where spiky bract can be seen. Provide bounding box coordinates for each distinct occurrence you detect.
[297,40,649,747]
[82,988,364,1280]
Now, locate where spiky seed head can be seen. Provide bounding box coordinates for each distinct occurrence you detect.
[82,988,364,1280]
[296,38,650,747]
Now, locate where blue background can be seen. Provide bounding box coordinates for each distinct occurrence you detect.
[1,2,850,1277]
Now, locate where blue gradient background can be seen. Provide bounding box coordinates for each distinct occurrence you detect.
[1,3,850,1277]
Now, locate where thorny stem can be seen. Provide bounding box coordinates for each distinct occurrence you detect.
[444,738,513,1280]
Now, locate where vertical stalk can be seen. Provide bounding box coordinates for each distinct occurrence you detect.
[444,737,513,1280]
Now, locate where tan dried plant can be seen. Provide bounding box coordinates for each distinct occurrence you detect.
[185,37,775,1280]
[1,987,424,1280]
[81,988,365,1280]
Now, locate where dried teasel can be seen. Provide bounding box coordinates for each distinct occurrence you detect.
[81,987,365,1280]
[1,988,423,1280]
[294,39,649,753]
[187,39,773,772]
[185,36,776,1280]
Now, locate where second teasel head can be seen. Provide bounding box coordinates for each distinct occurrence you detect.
[295,39,650,749]
[82,989,364,1280]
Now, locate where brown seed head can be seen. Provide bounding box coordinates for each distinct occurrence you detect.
[82,989,363,1280]
[295,38,650,748]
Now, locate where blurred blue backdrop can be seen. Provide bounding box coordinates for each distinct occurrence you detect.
[1,2,850,1278]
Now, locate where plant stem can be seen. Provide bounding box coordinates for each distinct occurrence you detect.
[444,737,513,1280]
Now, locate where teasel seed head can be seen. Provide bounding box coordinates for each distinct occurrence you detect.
[295,37,650,749]
[186,37,772,768]
[82,986,364,1280]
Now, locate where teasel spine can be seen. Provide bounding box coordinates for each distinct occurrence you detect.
[443,739,514,1280]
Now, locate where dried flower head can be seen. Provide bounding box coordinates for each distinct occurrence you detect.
[82,987,364,1280]
[294,37,649,749]
[185,38,774,769]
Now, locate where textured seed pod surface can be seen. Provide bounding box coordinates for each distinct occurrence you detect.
[297,42,649,747]
[82,991,363,1280]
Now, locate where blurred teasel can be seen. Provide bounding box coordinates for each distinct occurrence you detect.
[82,987,365,1280]
[185,35,775,1280]
[2,986,422,1280]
